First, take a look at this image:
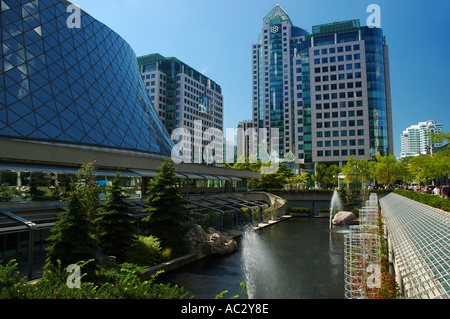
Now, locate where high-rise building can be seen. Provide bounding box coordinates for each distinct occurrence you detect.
[252,5,393,173]
[251,5,309,164]
[400,120,443,158]
[236,120,256,161]
[137,53,224,163]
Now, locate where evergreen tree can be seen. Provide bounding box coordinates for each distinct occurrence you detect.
[142,159,187,257]
[45,184,98,274]
[96,172,135,262]
[77,159,100,220]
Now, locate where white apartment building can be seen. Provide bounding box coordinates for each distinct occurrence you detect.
[400,120,443,158]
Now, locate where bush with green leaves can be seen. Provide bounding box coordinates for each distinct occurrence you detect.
[394,189,450,211]
[125,235,171,267]
[0,259,188,299]
[289,207,311,214]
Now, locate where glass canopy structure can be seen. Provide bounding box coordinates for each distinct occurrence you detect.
[380,193,450,299]
[0,0,175,156]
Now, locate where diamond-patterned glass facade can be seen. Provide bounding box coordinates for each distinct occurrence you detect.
[0,0,175,156]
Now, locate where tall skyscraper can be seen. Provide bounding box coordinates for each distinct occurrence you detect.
[251,5,393,173]
[401,120,443,158]
[138,53,224,163]
[251,5,309,164]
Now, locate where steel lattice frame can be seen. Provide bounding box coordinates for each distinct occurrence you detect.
[344,232,381,299]
[344,193,381,299]
[380,193,450,299]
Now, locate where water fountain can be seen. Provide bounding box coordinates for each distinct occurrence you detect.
[240,226,277,299]
[329,188,343,230]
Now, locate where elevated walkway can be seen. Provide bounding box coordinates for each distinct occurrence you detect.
[380,193,450,299]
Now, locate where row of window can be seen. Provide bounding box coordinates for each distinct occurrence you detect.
[316,100,364,109]
[316,110,363,119]
[316,149,365,157]
[314,63,362,74]
[314,72,362,82]
[314,54,361,65]
[315,91,363,100]
[315,81,362,91]
[316,129,365,138]
[142,73,166,80]
[313,44,360,56]
[316,139,365,147]
[316,119,364,128]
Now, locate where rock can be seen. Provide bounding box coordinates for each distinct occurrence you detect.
[185,225,238,258]
[332,211,357,225]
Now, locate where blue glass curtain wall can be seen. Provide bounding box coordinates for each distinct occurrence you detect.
[361,27,388,156]
[0,0,174,156]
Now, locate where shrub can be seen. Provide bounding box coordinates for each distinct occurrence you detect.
[0,259,189,299]
[0,260,33,299]
[394,189,450,211]
[125,235,165,267]
[351,207,360,219]
[289,207,311,214]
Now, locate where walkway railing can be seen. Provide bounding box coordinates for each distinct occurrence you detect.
[380,193,450,299]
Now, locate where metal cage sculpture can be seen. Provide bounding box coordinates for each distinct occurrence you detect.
[344,232,381,299]
[344,193,381,299]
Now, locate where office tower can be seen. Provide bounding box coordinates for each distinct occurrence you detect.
[251,5,309,164]
[137,54,224,163]
[401,120,443,158]
[252,5,393,173]
[236,120,256,161]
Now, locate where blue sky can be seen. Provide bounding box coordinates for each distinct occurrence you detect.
[73,0,449,158]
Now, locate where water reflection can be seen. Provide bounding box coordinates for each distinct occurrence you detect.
[160,218,346,299]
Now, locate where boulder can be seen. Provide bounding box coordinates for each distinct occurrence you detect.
[332,211,357,225]
[185,225,237,258]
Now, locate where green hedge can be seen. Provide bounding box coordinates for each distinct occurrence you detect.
[289,207,311,214]
[393,189,450,212]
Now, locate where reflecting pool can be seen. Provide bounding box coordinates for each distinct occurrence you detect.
[160,218,347,299]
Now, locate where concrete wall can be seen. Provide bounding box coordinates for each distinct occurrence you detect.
[241,192,286,218]
[268,191,333,216]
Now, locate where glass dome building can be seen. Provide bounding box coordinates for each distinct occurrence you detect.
[0,0,175,156]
